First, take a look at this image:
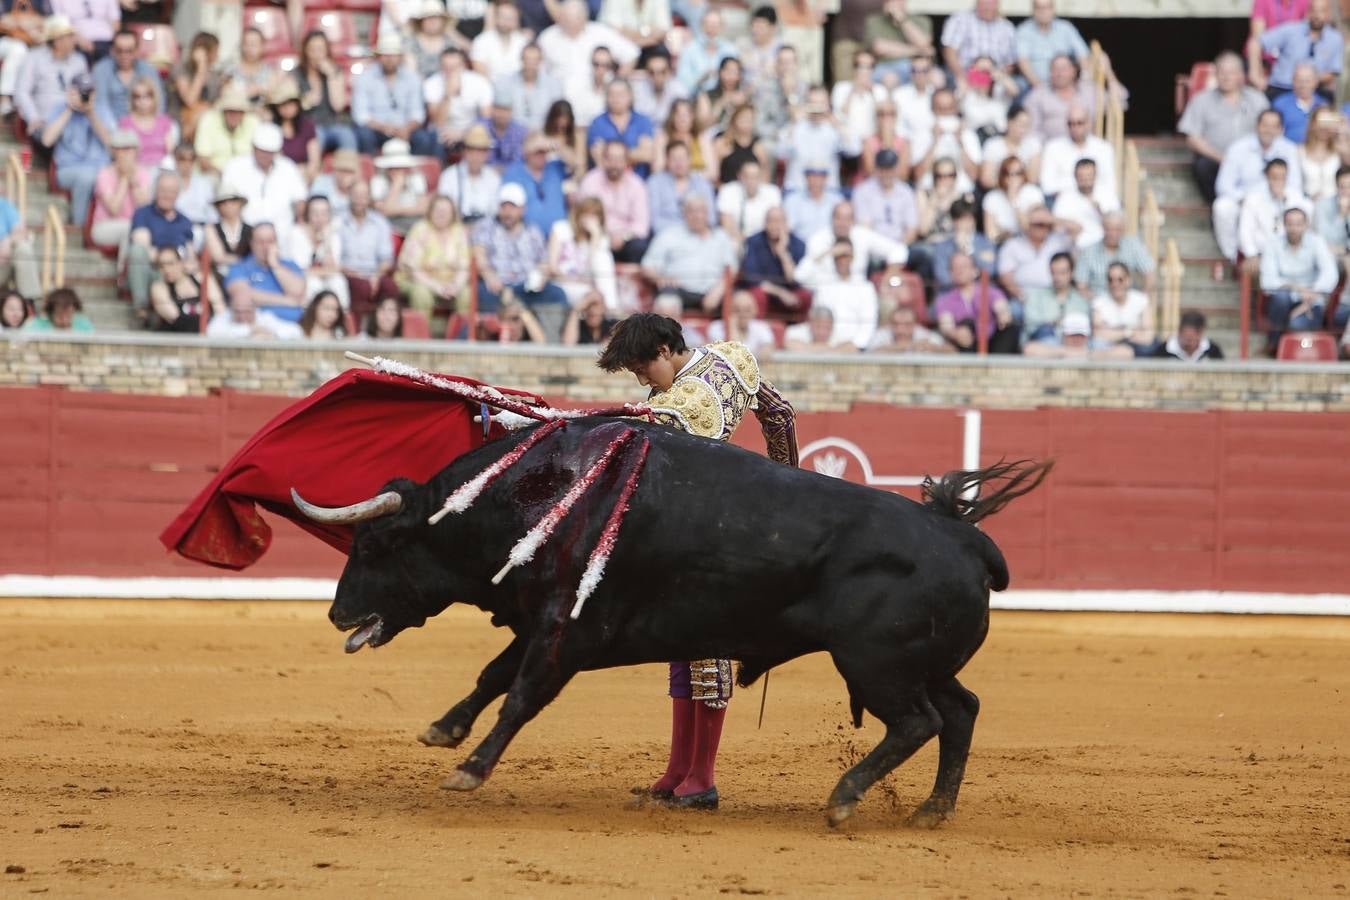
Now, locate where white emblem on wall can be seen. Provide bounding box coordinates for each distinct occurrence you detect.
[798,438,926,487]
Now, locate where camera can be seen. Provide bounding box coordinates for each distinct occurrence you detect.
[78,87,92,104]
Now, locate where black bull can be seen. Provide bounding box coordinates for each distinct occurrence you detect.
[293,418,1051,827]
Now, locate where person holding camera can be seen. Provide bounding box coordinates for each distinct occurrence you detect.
[41,71,109,227]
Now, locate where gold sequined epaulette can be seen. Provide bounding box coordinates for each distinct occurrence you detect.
[706,341,760,395]
[647,377,725,439]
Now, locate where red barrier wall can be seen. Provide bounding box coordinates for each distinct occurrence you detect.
[4,386,1349,593]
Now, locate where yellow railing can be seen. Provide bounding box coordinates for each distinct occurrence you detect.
[40,204,65,292]
[1159,238,1182,338]
[5,152,26,224]
[1122,140,1140,234]
[1141,187,1162,270]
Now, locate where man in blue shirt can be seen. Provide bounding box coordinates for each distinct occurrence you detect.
[675,9,735,93]
[478,95,529,169]
[738,206,808,318]
[40,73,109,228]
[225,222,308,322]
[646,140,715,236]
[351,33,436,156]
[92,29,164,126]
[127,170,197,322]
[1271,63,1327,142]
[1014,0,1091,88]
[586,79,654,177]
[502,131,569,235]
[1260,0,1342,98]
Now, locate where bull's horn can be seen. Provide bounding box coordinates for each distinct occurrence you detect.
[290,487,403,524]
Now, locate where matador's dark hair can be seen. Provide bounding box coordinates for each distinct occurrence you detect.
[596,312,688,371]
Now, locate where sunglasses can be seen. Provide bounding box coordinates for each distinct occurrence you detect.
[935,171,956,179]
[1108,274,1130,282]
[1030,221,1052,229]
[1068,119,1088,125]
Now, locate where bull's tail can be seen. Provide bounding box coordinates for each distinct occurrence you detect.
[921,458,1053,526]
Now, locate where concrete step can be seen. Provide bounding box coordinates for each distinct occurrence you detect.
[1159,203,1211,230]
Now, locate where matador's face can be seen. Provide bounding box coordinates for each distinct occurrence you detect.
[628,346,679,393]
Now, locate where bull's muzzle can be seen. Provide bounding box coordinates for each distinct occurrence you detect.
[290,487,403,524]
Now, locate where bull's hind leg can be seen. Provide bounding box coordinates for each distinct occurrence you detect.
[907,677,979,829]
[419,634,527,749]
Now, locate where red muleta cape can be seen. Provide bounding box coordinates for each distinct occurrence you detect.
[159,368,541,570]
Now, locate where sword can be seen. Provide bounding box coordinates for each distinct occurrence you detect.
[757,669,771,729]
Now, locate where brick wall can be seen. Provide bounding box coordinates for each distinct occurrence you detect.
[4,333,1350,411]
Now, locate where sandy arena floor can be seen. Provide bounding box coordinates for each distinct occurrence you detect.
[2,599,1348,898]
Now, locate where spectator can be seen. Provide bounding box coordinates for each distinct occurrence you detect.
[831,49,889,149]
[1015,0,1089,88]
[651,291,705,345]
[711,103,767,187]
[166,143,214,234]
[587,78,654,175]
[851,148,919,245]
[1214,108,1301,261]
[981,109,1043,192]
[225,27,279,110]
[0,182,36,300]
[1152,310,1225,361]
[754,43,807,142]
[1272,62,1327,142]
[1256,0,1341,98]
[562,289,619,345]
[225,221,307,321]
[706,289,777,355]
[1091,262,1157,357]
[542,98,584,171]
[22,287,92,332]
[784,305,858,353]
[632,50,686,127]
[914,158,966,243]
[117,75,174,167]
[1299,107,1340,203]
[221,122,307,237]
[737,5,781,93]
[939,0,1016,83]
[935,250,1018,353]
[781,86,855,192]
[864,0,934,88]
[14,14,85,133]
[1021,54,1094,142]
[309,149,361,218]
[0,291,30,330]
[538,0,637,94]
[295,31,358,154]
[1260,206,1337,345]
[149,244,220,333]
[911,88,981,192]
[90,128,150,257]
[471,182,568,322]
[1053,158,1119,249]
[647,140,716,236]
[286,195,348,310]
[696,56,747,136]
[739,205,808,317]
[371,138,431,233]
[362,295,405,340]
[800,200,908,287]
[807,240,880,348]
[1040,104,1117,203]
[1237,157,1310,261]
[961,58,1015,136]
[479,93,528,169]
[997,204,1072,305]
[927,197,996,292]
[548,194,617,309]
[0,4,47,121]
[207,280,303,340]
[715,158,781,248]
[494,42,560,131]
[338,181,401,321]
[436,124,500,222]
[1247,0,1309,87]
[783,161,844,243]
[269,79,319,182]
[93,28,162,125]
[567,44,615,129]
[578,141,651,263]
[1022,250,1090,356]
[503,130,569,235]
[639,193,737,311]
[203,182,251,281]
[868,304,951,353]
[472,0,530,82]
[1075,211,1157,297]
[983,155,1045,244]
[893,52,940,140]
[1179,51,1271,204]
[193,84,258,176]
[397,194,472,330]
[1315,165,1350,329]
[491,297,549,343]
[299,290,348,340]
[405,0,458,79]
[171,32,223,141]
[860,98,911,180]
[352,34,434,156]
[676,8,734,93]
[42,72,109,227]
[655,98,712,178]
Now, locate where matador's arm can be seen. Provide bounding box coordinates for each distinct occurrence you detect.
[753,378,798,468]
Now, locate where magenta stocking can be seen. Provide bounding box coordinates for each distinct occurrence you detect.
[650,698,695,795]
[675,702,726,796]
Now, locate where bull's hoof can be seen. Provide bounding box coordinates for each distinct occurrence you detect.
[418,724,466,748]
[906,801,952,829]
[440,769,485,792]
[826,800,857,828]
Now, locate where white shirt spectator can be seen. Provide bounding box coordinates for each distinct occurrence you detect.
[1041,134,1117,203]
[1237,185,1312,259]
[831,80,890,146]
[783,188,843,242]
[423,67,494,133]
[981,133,1042,174]
[220,154,306,238]
[910,123,983,193]
[437,162,502,221]
[813,279,879,349]
[894,83,935,140]
[983,183,1045,238]
[1053,187,1120,249]
[781,118,857,192]
[716,181,782,239]
[206,307,304,339]
[568,77,607,127]
[285,226,349,308]
[537,21,638,91]
[471,28,531,82]
[707,317,776,355]
[799,224,908,285]
[1091,288,1150,331]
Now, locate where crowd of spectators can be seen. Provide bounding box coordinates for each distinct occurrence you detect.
[0,0,1225,360]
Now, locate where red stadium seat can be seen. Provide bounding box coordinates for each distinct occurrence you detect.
[1175,62,1216,118]
[415,155,442,190]
[303,9,361,59]
[1276,332,1338,361]
[244,7,293,60]
[136,24,179,70]
[400,309,432,339]
[333,0,381,11]
[346,311,360,334]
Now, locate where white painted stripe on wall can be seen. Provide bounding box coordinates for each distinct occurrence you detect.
[2,576,1349,615]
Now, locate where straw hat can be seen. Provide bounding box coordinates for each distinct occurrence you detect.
[213,181,247,205]
[373,33,404,56]
[374,138,416,169]
[217,83,251,113]
[410,0,448,20]
[463,124,493,151]
[267,79,301,106]
[44,14,75,42]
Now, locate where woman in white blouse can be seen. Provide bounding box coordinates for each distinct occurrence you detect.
[979,106,1043,190]
[286,195,349,309]
[830,49,890,150]
[1300,107,1342,204]
[547,196,618,311]
[982,156,1046,243]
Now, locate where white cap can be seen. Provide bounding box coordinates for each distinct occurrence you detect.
[253,122,283,153]
[498,182,527,207]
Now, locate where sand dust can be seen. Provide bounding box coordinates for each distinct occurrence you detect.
[2,600,1348,898]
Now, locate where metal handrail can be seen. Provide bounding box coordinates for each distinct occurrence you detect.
[40,204,64,292]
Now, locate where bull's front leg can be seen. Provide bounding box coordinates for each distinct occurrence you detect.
[419,633,528,750]
[440,630,578,792]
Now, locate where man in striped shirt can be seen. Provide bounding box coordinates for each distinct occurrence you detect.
[940,0,1017,91]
